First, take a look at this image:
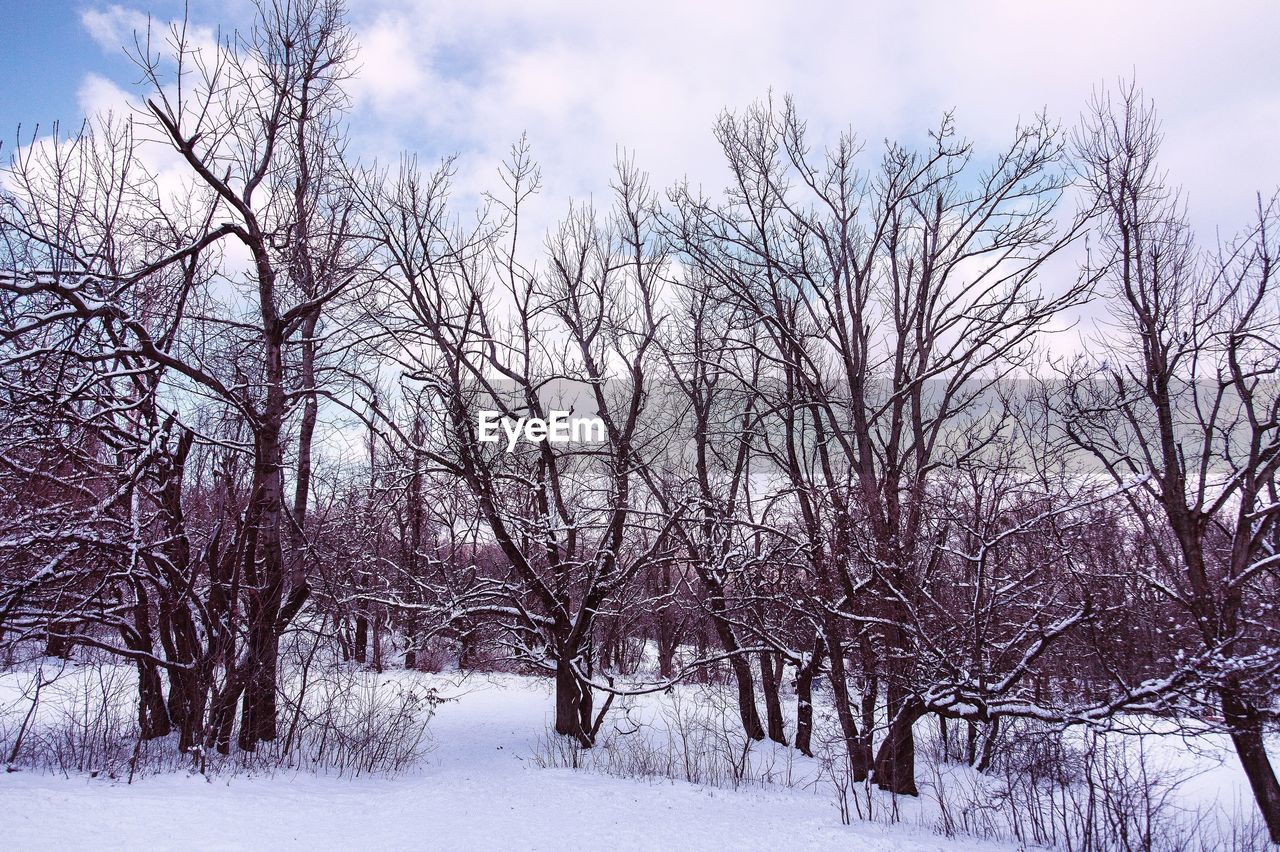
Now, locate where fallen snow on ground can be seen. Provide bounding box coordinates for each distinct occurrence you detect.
[1,673,1010,851]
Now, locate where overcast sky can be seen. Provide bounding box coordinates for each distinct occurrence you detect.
[2,0,1278,241]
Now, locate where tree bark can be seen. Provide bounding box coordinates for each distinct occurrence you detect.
[1222,688,1280,842]
[823,618,870,779]
[554,654,594,747]
[872,694,925,795]
[760,651,788,745]
[354,613,368,664]
[794,634,826,757]
[704,592,764,740]
[135,658,171,740]
[975,717,1000,773]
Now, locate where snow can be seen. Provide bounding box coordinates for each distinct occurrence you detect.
[0,673,1011,851]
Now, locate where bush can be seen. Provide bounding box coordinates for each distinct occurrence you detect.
[0,659,440,780]
[531,686,803,790]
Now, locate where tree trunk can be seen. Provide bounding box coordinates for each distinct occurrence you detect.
[554,654,594,747]
[135,658,171,740]
[656,630,676,680]
[238,628,279,751]
[794,634,826,757]
[208,671,246,755]
[858,639,878,770]
[168,659,210,755]
[237,415,289,751]
[728,651,766,741]
[599,631,614,671]
[354,613,368,664]
[823,618,871,779]
[760,651,788,745]
[44,626,72,659]
[336,614,352,662]
[872,694,925,795]
[371,610,384,673]
[1222,688,1280,842]
[975,717,1000,773]
[122,594,171,740]
[699,572,764,740]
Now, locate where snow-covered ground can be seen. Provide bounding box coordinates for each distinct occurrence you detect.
[2,671,1014,851]
[2,667,1272,850]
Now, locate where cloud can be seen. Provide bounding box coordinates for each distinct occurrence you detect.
[76,72,132,120]
[80,4,152,52]
[342,0,1280,240]
[68,0,1280,261]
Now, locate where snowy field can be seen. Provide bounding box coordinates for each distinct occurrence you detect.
[2,671,1010,851]
[0,668,1270,851]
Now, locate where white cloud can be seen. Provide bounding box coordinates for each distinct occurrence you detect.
[343,0,1280,241]
[68,0,1280,268]
[80,4,152,53]
[76,72,132,120]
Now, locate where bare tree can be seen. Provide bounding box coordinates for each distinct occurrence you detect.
[1062,82,1280,840]
[667,95,1092,793]
[646,266,773,741]
[1,0,362,755]
[359,148,676,745]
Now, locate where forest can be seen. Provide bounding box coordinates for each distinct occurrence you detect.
[1,2,1278,849]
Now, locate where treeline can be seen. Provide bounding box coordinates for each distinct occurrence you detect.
[1,0,1278,840]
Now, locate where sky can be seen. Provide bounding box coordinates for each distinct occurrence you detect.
[1,0,1279,242]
